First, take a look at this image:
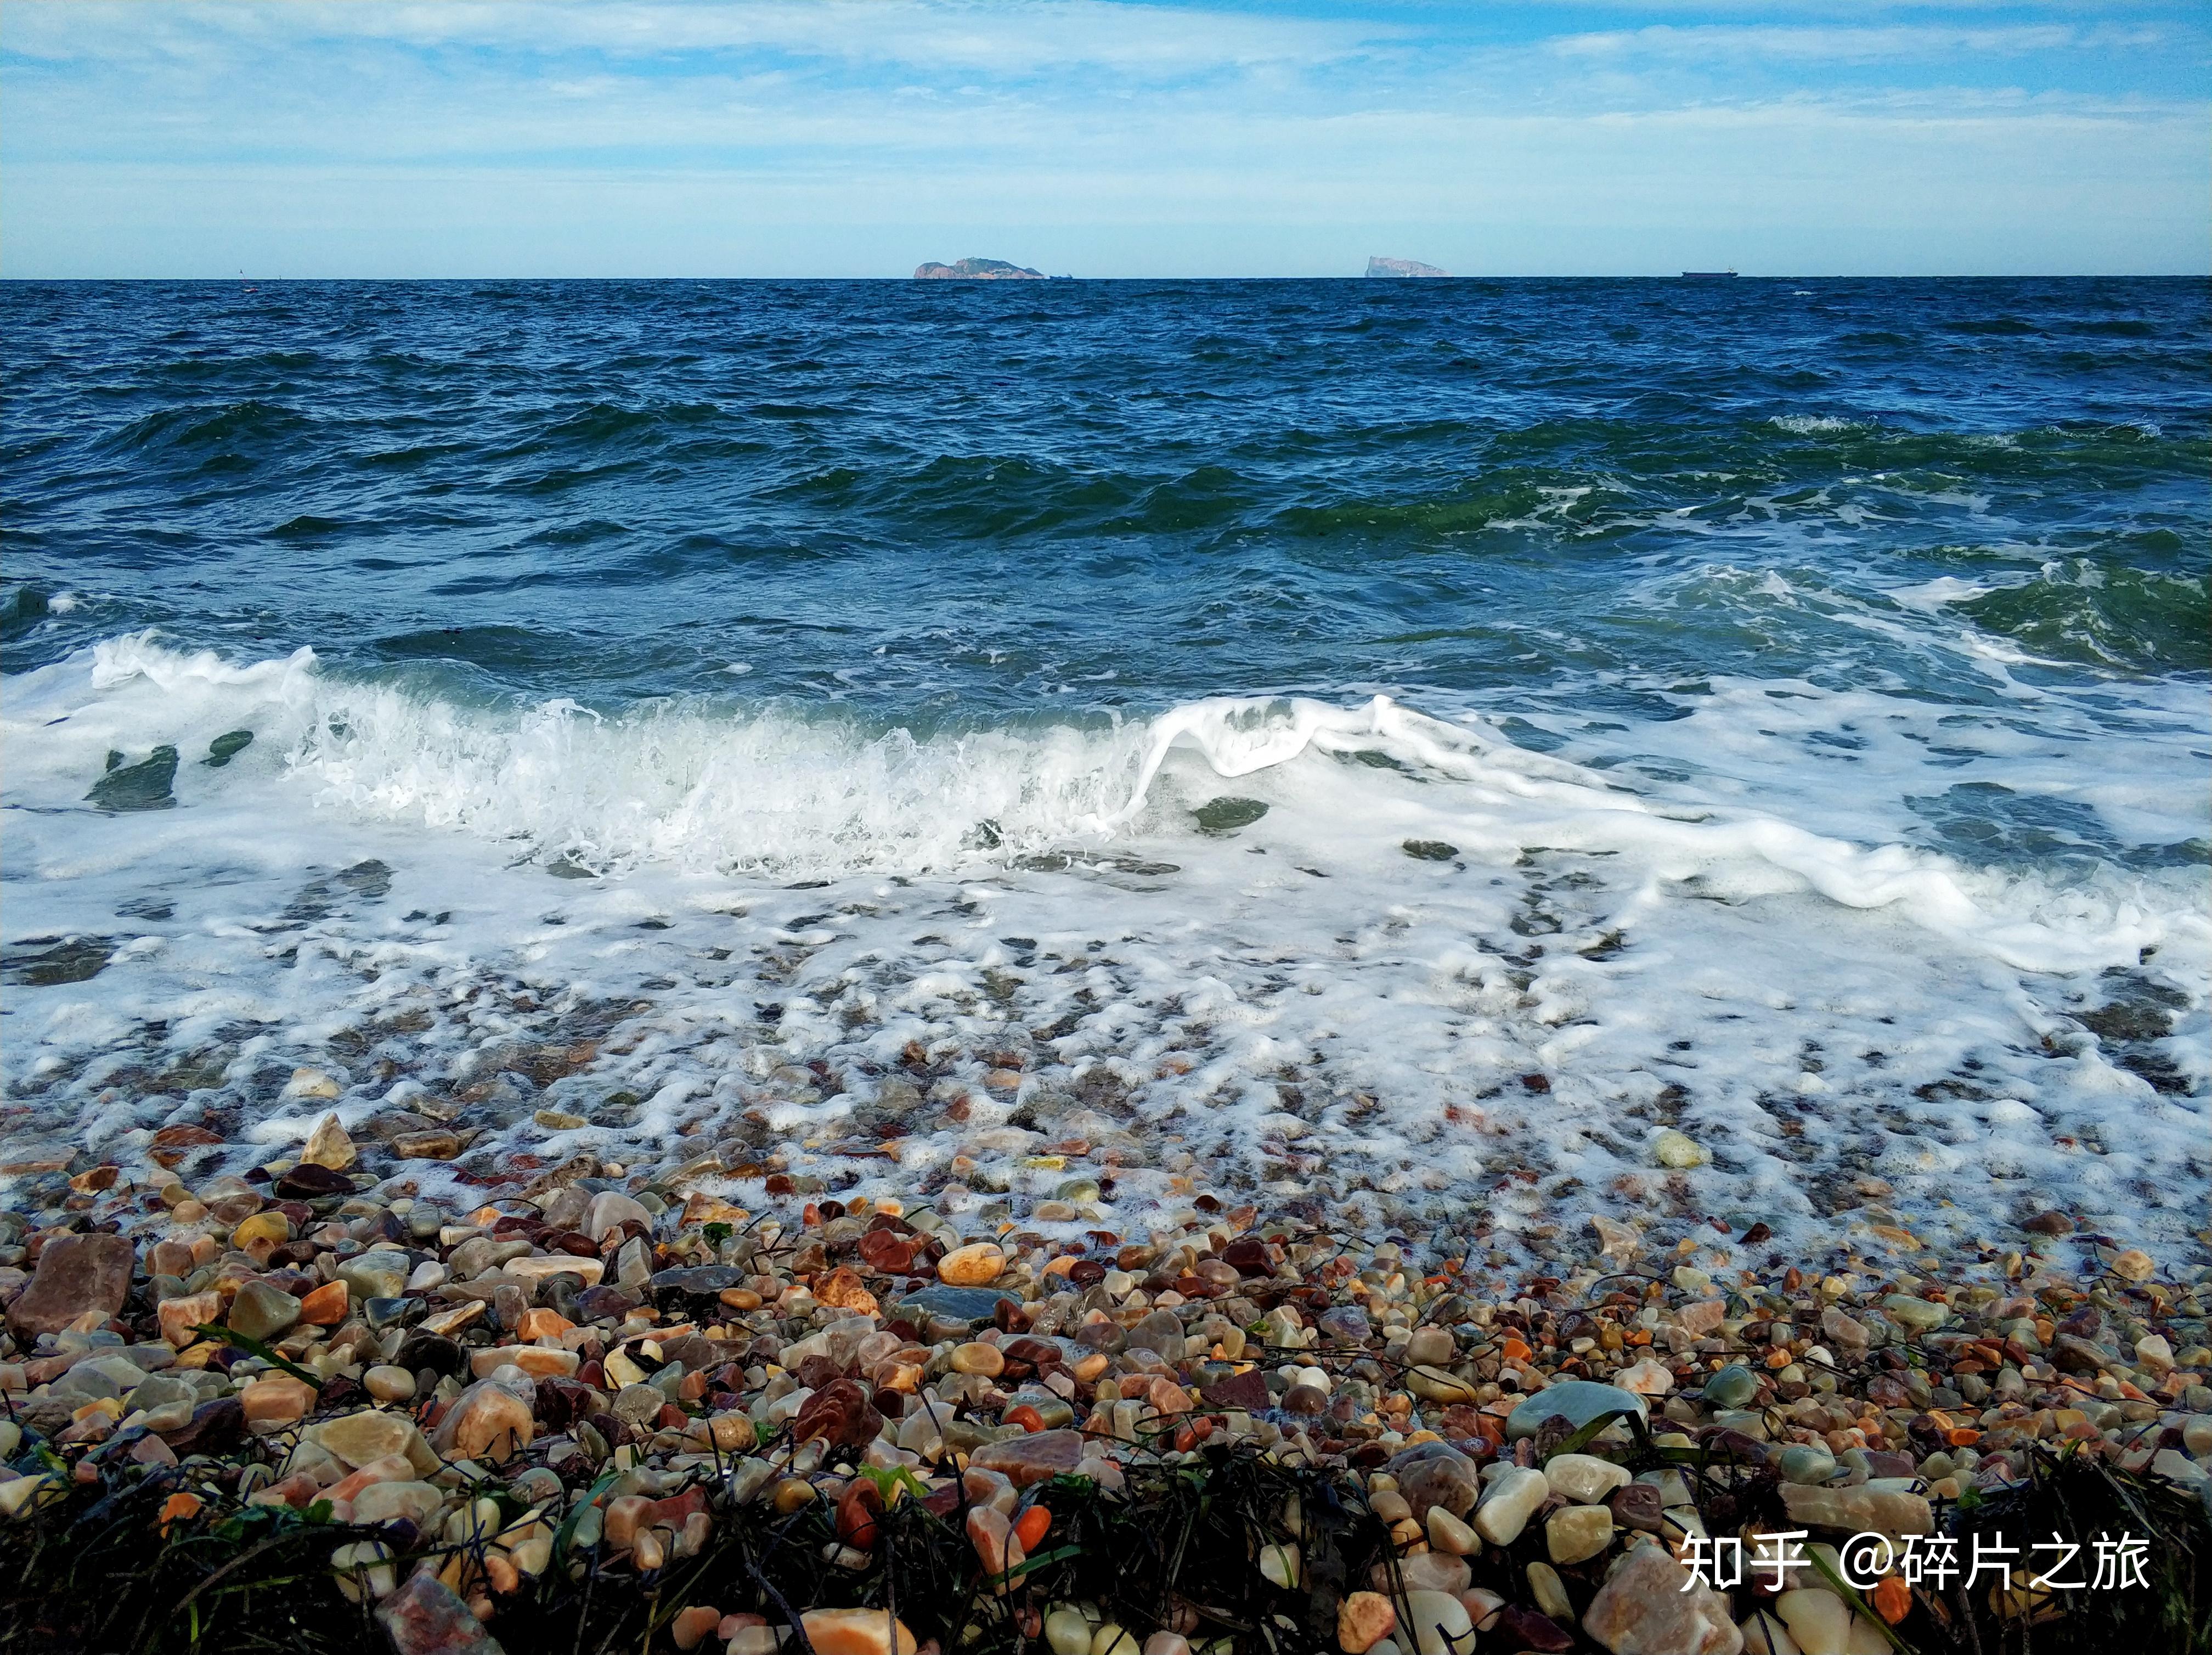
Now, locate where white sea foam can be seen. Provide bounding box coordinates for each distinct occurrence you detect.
[1888,576,1992,612]
[3,635,2204,1258]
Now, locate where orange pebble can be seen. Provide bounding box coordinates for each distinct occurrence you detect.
[517,1307,576,1341]
[1946,1427,1980,1447]
[1005,1405,1046,1434]
[296,1280,349,1326]
[1013,1507,1051,1551]
[803,1609,918,1655]
[1872,1575,1911,1625]
[158,1490,202,1535]
[1499,1337,1532,1364]
[672,1606,723,1651]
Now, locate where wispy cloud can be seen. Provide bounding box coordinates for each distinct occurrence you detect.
[1546,21,2164,63]
[3,2,1390,76]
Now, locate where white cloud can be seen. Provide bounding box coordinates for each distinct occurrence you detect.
[1547,21,2164,64]
[1,1,1390,76]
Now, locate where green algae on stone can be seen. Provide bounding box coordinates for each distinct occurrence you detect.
[203,729,255,767]
[86,746,178,811]
[1192,797,1268,835]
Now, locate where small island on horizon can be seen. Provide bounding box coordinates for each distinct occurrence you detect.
[913,256,1046,280]
[1366,255,1448,277]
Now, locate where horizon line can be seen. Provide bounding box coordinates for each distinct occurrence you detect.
[5,271,2207,283]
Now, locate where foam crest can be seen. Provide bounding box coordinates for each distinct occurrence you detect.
[1124,693,1592,813]
[16,635,2182,979]
[46,634,1156,879]
[291,687,1151,879]
[1131,691,2169,976]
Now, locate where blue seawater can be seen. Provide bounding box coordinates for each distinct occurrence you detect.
[2,278,2206,1253]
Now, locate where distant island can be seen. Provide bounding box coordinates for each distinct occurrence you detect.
[914,257,1047,280]
[1365,256,1448,278]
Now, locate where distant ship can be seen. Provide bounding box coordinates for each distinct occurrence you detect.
[1681,270,1739,279]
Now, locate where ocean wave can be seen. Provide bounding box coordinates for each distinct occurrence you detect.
[98,398,313,455]
[7,632,2184,982]
[1955,560,2211,674]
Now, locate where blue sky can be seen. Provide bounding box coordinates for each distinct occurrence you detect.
[3,1,2205,277]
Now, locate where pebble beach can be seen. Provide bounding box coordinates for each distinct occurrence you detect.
[4,1104,2209,1653]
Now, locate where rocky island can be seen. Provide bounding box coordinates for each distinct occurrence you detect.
[1365,257,1448,278]
[914,258,1047,280]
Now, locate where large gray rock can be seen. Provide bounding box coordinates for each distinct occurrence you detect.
[1819,1306,1871,1349]
[540,1185,592,1231]
[970,1428,1084,1486]
[1505,1380,1648,1442]
[128,1370,220,1415]
[1389,1440,1481,1521]
[651,1264,747,1295]
[613,1383,667,1428]
[338,1251,412,1303]
[585,1190,652,1241]
[895,1285,1018,1326]
[1401,1325,1454,1366]
[7,1232,134,1337]
[53,1353,150,1402]
[1128,1309,1186,1362]
[448,1236,532,1281]
[227,1279,301,1342]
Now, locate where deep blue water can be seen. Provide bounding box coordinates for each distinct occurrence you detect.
[5,278,2207,724]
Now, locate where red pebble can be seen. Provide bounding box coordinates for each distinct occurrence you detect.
[836,1480,883,1550]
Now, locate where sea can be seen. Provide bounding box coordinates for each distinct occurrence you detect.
[3,277,2207,1264]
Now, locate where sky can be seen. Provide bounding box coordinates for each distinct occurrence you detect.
[2,1,2206,278]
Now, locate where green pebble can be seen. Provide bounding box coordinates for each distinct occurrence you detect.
[1704,1364,1760,1410]
[1779,1444,1838,1485]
